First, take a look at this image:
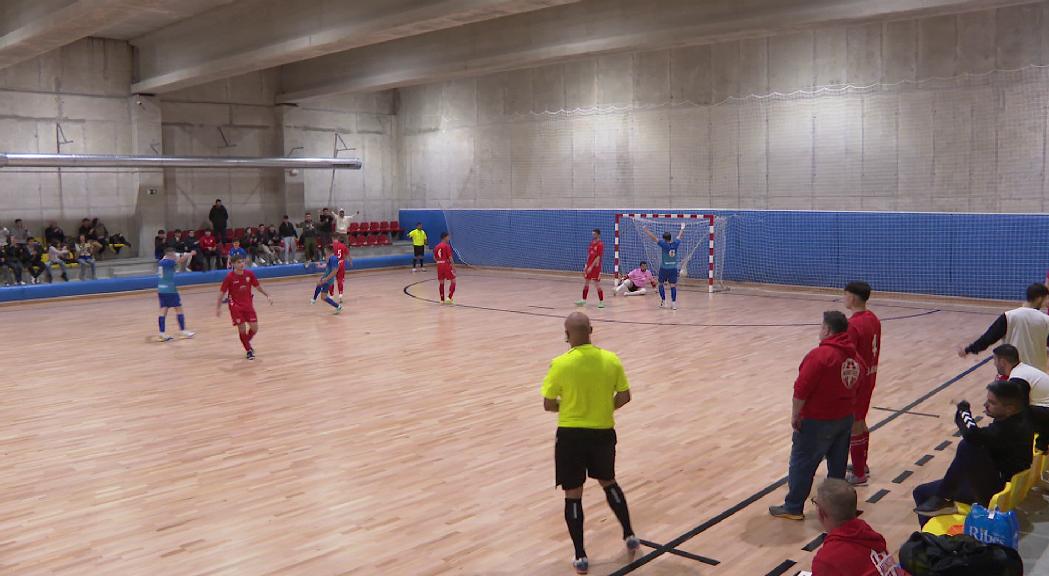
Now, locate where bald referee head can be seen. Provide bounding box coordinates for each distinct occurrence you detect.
[543,312,638,572]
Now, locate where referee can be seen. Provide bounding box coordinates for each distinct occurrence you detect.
[541,312,639,575]
[407,222,427,272]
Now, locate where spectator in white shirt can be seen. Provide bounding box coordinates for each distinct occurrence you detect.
[335,208,359,242]
[993,343,1049,452]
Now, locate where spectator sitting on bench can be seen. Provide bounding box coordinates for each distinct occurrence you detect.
[108,232,130,255]
[47,240,70,281]
[24,238,50,283]
[0,238,24,286]
[912,378,1033,515]
[227,240,247,269]
[811,478,901,576]
[154,230,168,260]
[75,234,96,280]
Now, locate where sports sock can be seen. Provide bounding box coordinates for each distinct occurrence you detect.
[850,431,869,478]
[582,286,589,300]
[248,327,257,341]
[597,287,604,301]
[312,285,324,300]
[158,316,166,333]
[238,331,252,351]
[439,283,445,301]
[323,296,339,308]
[564,498,586,560]
[177,314,186,331]
[449,281,456,299]
[603,483,635,539]
[670,287,677,302]
[658,284,666,300]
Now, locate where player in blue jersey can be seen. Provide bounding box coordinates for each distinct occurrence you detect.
[157,246,197,341]
[643,223,686,310]
[310,251,344,314]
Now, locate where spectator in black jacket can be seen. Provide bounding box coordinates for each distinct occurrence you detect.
[912,379,1033,515]
[23,239,50,283]
[154,230,168,260]
[318,207,334,258]
[278,215,297,263]
[300,213,319,263]
[182,230,202,271]
[77,218,94,241]
[0,240,24,285]
[209,199,229,243]
[250,224,276,265]
[44,221,65,246]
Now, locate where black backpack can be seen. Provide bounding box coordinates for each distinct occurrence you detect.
[899,532,1023,576]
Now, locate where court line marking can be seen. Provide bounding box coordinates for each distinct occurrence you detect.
[801,533,826,552]
[915,454,934,466]
[638,539,719,565]
[866,489,890,504]
[606,356,992,575]
[869,405,940,419]
[401,279,942,328]
[763,559,798,576]
[892,470,914,484]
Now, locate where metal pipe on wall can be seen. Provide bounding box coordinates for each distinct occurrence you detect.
[0,153,362,170]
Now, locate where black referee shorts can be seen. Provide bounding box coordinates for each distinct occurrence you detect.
[413,245,424,257]
[555,427,617,490]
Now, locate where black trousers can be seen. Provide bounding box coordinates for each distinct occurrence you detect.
[912,439,1005,510]
[1031,405,1049,451]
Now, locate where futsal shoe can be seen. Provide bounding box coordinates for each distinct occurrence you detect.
[846,472,868,487]
[246,349,255,361]
[159,334,174,342]
[575,300,586,307]
[626,535,640,558]
[672,303,678,310]
[659,300,666,308]
[572,557,589,575]
[913,497,954,516]
[597,302,605,309]
[768,505,804,520]
[334,304,343,315]
[847,464,871,476]
[180,331,195,339]
[310,298,317,305]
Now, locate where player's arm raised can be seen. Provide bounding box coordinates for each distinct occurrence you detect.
[641,226,659,242]
[676,222,686,240]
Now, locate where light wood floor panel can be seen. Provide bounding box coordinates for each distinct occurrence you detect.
[0,269,1005,575]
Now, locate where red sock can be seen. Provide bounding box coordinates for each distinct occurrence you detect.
[449,282,456,299]
[582,286,589,300]
[439,283,445,300]
[850,431,869,477]
[597,288,604,301]
[238,331,252,351]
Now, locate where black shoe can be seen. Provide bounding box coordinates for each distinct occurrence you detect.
[246,349,255,361]
[913,497,955,515]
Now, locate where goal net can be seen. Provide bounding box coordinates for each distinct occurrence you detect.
[615,214,728,293]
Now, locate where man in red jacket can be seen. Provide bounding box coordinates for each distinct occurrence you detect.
[770,311,865,520]
[811,478,903,576]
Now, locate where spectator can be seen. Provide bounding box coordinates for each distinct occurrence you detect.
[183,230,202,271]
[335,208,359,242]
[90,218,109,256]
[209,199,229,243]
[154,229,168,260]
[770,311,865,521]
[278,215,297,263]
[23,238,50,283]
[810,478,901,576]
[266,225,282,262]
[992,343,1049,452]
[300,212,319,263]
[318,207,334,257]
[75,234,96,280]
[173,230,190,271]
[913,379,1033,515]
[108,232,131,255]
[241,228,259,267]
[960,283,1049,371]
[251,224,276,265]
[0,240,24,285]
[47,240,70,281]
[199,229,219,271]
[77,218,94,241]
[227,240,247,269]
[11,219,30,245]
[44,221,64,246]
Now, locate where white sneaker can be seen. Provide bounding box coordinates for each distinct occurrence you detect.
[672,303,678,310]
[180,330,195,338]
[309,298,316,305]
[159,334,174,342]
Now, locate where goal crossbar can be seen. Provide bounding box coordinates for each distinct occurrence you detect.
[613,213,717,293]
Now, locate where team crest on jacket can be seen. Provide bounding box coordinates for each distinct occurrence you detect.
[840,358,861,389]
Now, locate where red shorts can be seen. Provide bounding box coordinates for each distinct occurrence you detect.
[229,304,258,326]
[438,264,456,281]
[585,269,601,281]
[854,372,877,420]
[336,261,346,280]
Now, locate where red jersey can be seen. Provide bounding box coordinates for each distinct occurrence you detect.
[848,310,881,375]
[221,270,259,308]
[812,518,900,576]
[586,239,603,269]
[199,235,216,250]
[434,241,453,265]
[331,239,349,261]
[794,332,865,420]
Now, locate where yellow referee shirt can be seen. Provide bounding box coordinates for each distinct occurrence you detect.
[407,228,427,247]
[541,344,630,429]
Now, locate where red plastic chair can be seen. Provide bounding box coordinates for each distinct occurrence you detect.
[368,221,380,233]
[388,221,400,236]
[350,234,365,247]
[379,234,391,246]
[368,234,381,246]
[233,228,245,240]
[378,221,390,233]
[349,222,360,234]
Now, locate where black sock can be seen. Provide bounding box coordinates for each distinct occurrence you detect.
[564,498,586,560]
[604,483,634,539]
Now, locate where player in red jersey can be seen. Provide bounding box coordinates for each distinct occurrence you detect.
[843,281,881,486]
[327,238,352,303]
[434,231,456,304]
[576,229,605,309]
[216,254,273,360]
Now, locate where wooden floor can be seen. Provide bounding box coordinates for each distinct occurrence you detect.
[0,268,1012,575]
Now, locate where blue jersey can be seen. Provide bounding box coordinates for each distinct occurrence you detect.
[229,247,248,260]
[324,254,340,276]
[657,239,681,269]
[157,258,178,294]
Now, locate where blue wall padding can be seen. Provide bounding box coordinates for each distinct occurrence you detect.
[0,253,425,303]
[400,208,1049,300]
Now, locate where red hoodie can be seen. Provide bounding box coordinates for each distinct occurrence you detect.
[794,332,865,420]
[812,518,903,576]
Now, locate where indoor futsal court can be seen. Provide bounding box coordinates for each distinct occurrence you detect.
[5,1,1049,575]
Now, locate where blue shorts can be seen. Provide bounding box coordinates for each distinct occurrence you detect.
[658,268,679,284]
[158,292,182,308]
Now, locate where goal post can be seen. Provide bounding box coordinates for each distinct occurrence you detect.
[614,213,725,293]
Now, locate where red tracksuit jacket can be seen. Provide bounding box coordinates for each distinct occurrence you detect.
[812,518,904,576]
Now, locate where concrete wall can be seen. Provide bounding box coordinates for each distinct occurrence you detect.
[0,38,136,239]
[397,1,1049,212]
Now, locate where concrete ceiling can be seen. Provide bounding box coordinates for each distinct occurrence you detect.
[0,0,1038,101]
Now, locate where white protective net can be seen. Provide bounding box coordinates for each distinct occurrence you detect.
[616,215,728,292]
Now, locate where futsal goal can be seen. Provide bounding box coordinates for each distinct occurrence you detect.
[614,213,729,293]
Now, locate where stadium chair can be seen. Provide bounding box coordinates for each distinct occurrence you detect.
[166,231,176,241]
[233,228,245,240]
[388,221,400,237]
[367,234,380,246]
[349,222,360,234]
[350,234,365,247]
[378,234,391,246]
[378,221,390,233]
[368,221,380,233]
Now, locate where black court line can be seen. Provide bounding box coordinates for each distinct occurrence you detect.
[639,539,719,566]
[528,305,557,310]
[764,560,798,576]
[866,489,890,504]
[953,429,962,437]
[801,533,826,552]
[935,440,953,451]
[892,470,914,484]
[402,279,942,327]
[607,356,993,575]
[915,454,934,466]
[870,405,940,419]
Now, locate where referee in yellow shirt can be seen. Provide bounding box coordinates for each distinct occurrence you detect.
[542,312,638,575]
[407,223,427,272]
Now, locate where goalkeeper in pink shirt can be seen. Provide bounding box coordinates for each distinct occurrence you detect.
[614,261,657,297]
